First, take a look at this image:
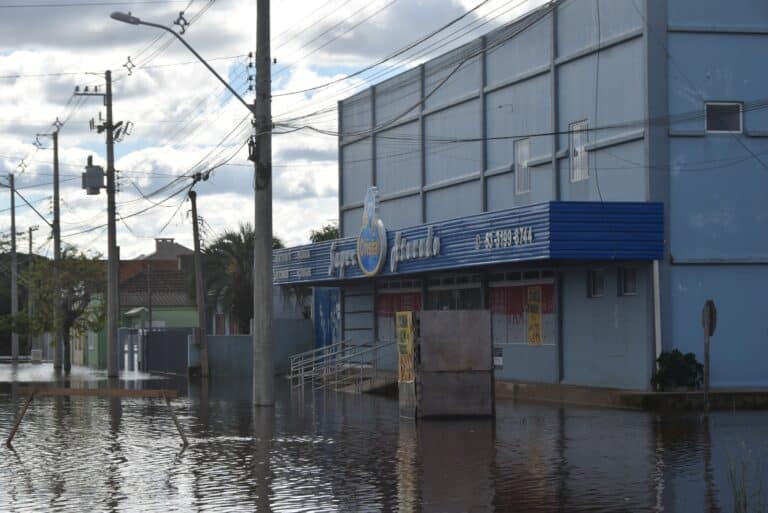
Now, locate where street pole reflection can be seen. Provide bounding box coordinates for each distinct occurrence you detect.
[252,405,275,512]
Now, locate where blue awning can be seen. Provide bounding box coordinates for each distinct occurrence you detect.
[273,201,664,285]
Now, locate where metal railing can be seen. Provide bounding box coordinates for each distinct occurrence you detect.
[315,340,395,392]
[288,340,346,389]
[288,339,396,392]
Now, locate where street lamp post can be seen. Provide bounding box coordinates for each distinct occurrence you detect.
[111,6,274,405]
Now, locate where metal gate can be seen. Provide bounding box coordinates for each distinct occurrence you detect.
[143,328,194,375]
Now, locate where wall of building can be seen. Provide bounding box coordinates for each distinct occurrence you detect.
[561,263,653,390]
[121,307,197,329]
[339,1,650,238]
[201,320,314,377]
[669,265,768,388]
[660,0,768,386]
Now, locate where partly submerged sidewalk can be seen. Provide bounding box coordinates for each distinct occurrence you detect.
[496,381,768,411]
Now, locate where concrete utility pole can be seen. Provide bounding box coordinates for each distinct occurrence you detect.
[145,261,152,372]
[76,74,119,377]
[110,6,274,404]
[188,189,209,377]
[27,225,38,354]
[105,70,119,378]
[52,130,63,370]
[253,0,274,406]
[9,173,18,362]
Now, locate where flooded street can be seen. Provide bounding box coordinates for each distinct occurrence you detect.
[0,364,766,512]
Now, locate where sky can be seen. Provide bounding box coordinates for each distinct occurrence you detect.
[0,0,545,258]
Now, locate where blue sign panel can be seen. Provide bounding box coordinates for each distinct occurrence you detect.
[273,201,664,285]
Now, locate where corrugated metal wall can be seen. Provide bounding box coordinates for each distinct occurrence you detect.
[339,1,649,238]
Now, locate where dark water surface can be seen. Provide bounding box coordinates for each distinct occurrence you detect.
[1,364,766,512]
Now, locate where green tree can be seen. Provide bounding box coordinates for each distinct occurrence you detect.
[309,222,340,243]
[20,246,106,372]
[202,223,283,334]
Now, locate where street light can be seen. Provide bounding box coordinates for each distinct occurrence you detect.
[110,12,254,114]
[111,8,275,406]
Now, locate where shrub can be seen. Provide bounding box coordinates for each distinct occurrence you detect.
[651,349,703,391]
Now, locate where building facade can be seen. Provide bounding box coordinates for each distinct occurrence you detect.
[274,0,768,390]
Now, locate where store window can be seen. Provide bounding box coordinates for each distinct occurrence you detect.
[618,267,638,296]
[706,102,742,133]
[426,274,482,311]
[569,120,589,182]
[587,269,606,298]
[489,269,556,347]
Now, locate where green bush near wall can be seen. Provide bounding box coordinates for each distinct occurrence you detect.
[651,350,703,391]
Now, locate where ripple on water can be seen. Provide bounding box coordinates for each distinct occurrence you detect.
[2,366,768,512]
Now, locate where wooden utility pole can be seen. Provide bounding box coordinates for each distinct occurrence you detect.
[253,0,274,406]
[188,190,208,377]
[9,173,18,362]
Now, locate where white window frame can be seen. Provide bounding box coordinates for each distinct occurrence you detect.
[569,120,589,182]
[705,102,743,134]
[514,138,531,195]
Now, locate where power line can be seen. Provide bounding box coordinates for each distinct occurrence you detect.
[0,1,191,8]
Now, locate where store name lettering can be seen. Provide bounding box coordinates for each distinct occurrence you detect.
[390,227,441,272]
[328,242,357,278]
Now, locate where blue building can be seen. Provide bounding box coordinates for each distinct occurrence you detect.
[274,0,768,390]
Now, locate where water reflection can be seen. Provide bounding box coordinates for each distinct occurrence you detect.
[1,364,767,512]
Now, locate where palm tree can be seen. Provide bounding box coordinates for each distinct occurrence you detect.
[202,223,283,334]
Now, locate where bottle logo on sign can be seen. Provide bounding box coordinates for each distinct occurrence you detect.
[356,187,388,277]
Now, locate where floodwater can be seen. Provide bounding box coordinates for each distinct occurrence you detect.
[1,365,766,512]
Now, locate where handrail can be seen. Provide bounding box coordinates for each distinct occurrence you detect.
[288,338,397,392]
[289,340,344,365]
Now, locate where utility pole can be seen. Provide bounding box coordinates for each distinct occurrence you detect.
[105,70,119,379]
[52,130,63,370]
[77,72,119,377]
[109,7,274,404]
[145,261,152,372]
[27,225,38,354]
[9,173,18,362]
[253,0,274,406]
[188,189,208,377]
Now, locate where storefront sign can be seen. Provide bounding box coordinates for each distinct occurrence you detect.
[475,226,534,250]
[273,201,663,285]
[356,187,388,277]
[390,226,441,272]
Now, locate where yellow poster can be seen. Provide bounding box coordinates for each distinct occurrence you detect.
[527,286,542,345]
[396,311,415,383]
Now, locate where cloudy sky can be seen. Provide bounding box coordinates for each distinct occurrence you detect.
[0,0,544,258]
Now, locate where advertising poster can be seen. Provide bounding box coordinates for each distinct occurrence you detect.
[396,311,415,383]
[527,285,542,345]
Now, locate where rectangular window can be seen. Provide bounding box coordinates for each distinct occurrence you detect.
[618,267,638,296]
[514,138,530,194]
[587,269,606,298]
[706,102,742,133]
[569,120,589,182]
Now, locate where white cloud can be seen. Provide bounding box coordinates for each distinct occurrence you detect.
[0,0,542,258]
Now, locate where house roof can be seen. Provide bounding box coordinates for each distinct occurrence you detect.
[119,267,195,307]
